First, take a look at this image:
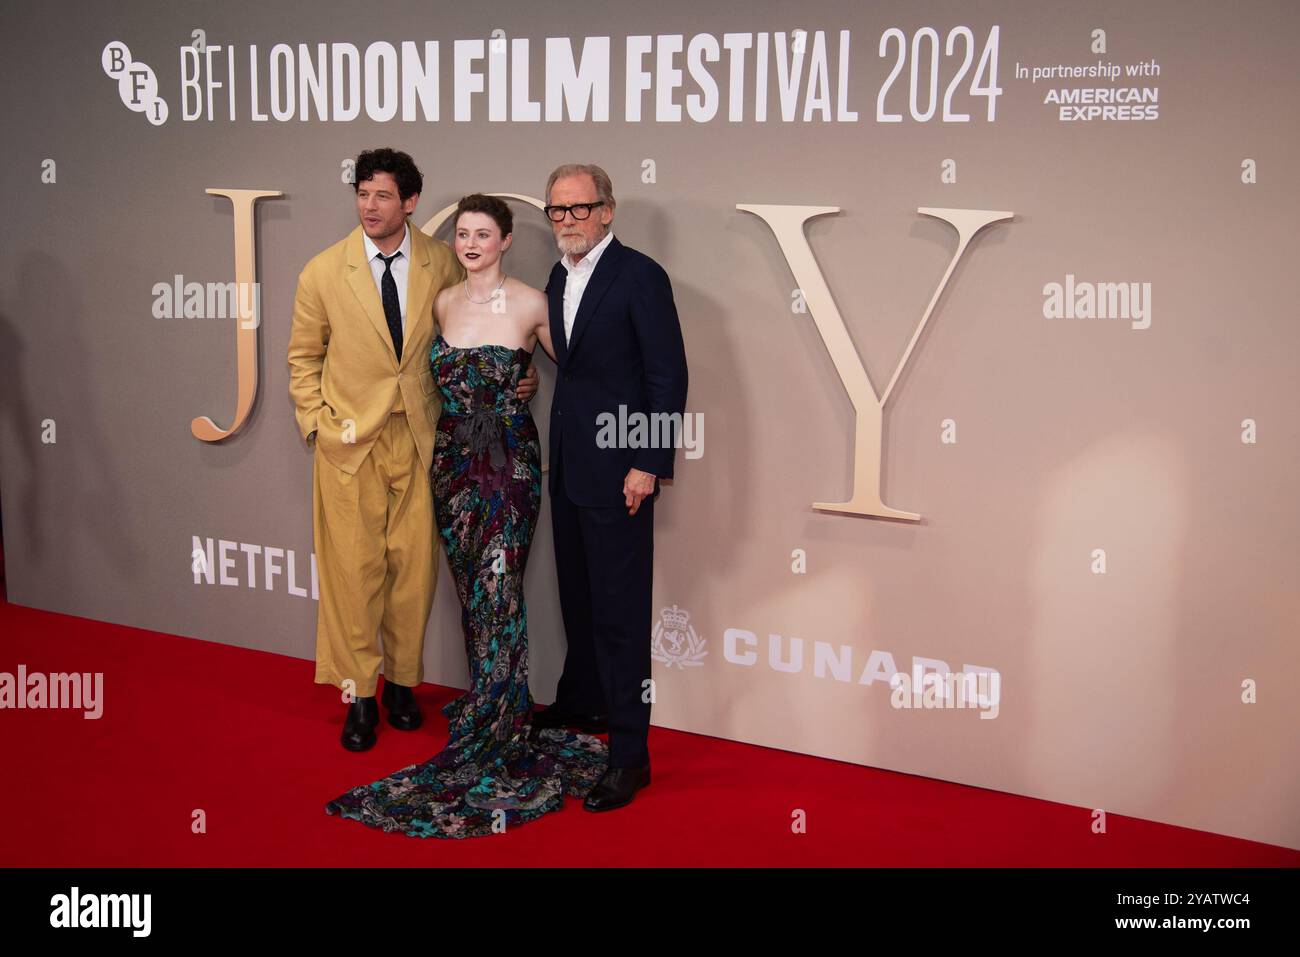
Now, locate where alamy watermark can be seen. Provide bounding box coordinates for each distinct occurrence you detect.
[595,405,703,459]
[0,666,104,719]
[152,275,261,325]
[889,667,1000,719]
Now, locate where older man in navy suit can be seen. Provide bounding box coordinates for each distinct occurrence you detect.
[530,163,688,811]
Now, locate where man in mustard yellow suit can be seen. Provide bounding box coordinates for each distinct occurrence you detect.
[288,148,536,751]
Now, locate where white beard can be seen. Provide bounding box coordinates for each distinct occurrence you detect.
[556,229,603,259]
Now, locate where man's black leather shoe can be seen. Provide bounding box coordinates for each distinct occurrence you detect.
[583,763,651,812]
[341,696,379,751]
[381,681,422,731]
[530,707,608,735]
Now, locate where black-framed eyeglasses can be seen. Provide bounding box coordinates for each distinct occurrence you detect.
[543,201,605,222]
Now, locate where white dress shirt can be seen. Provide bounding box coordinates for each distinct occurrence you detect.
[561,230,614,345]
[362,224,411,332]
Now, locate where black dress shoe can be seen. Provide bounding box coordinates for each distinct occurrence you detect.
[583,763,651,812]
[530,707,608,734]
[380,681,422,731]
[341,696,379,752]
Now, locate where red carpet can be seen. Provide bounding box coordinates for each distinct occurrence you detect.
[1,591,1296,868]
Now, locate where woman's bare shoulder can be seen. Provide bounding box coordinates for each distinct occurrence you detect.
[434,281,464,319]
[506,278,547,314]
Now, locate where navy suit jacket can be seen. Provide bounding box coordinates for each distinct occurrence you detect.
[545,236,689,508]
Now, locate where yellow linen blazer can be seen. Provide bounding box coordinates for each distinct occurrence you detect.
[288,221,464,474]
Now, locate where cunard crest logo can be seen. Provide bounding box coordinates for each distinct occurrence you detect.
[651,605,707,669]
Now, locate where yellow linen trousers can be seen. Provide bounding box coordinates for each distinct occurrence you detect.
[312,409,436,698]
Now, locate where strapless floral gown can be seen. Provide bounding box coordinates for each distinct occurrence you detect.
[324,335,608,838]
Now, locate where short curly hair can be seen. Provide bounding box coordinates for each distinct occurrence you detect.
[353,148,423,200]
[454,193,514,238]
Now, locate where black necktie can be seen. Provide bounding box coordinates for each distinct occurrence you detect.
[378,251,403,361]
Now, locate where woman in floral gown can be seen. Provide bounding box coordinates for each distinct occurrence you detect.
[325,194,608,838]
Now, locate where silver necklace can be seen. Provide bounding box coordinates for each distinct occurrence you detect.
[464,273,506,304]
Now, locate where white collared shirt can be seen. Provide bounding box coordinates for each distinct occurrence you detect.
[363,223,411,332]
[561,230,614,344]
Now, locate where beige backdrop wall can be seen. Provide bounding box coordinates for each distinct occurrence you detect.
[1,0,1296,850]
